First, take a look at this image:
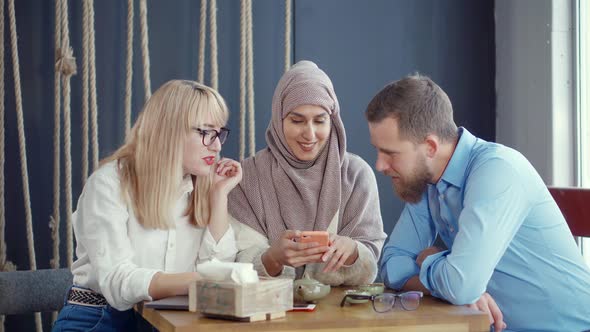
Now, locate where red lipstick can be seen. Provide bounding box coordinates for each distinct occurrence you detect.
[203,156,215,165]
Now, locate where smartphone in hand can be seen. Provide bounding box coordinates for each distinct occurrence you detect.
[298,231,330,247]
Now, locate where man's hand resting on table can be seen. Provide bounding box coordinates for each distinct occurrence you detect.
[467,292,506,332]
[415,247,506,331]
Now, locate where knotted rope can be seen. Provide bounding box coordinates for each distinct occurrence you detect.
[284,0,292,73]
[239,0,255,160]
[139,0,151,100]
[124,0,134,136]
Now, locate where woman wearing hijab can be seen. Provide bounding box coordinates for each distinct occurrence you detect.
[230,61,386,286]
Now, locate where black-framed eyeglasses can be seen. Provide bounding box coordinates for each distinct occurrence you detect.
[194,127,230,146]
[340,291,423,313]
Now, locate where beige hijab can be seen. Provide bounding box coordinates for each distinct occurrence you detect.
[229,61,383,260]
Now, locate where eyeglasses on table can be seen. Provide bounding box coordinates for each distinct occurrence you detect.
[340,291,423,313]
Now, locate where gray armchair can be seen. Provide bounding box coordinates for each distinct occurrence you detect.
[0,268,72,315]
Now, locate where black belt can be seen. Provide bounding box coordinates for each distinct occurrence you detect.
[67,286,108,307]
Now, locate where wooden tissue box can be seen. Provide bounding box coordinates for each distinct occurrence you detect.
[188,278,293,321]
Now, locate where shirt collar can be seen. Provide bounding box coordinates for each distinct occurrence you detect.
[180,175,195,195]
[437,127,477,189]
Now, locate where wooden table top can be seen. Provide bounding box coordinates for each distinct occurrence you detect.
[138,287,490,332]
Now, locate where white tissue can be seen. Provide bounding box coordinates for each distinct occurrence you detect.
[196,258,259,284]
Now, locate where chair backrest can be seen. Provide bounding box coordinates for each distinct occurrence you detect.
[548,186,590,237]
[0,268,72,315]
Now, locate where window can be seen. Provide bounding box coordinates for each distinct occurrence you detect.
[576,0,589,265]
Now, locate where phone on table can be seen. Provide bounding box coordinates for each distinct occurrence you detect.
[290,303,317,312]
[298,231,330,247]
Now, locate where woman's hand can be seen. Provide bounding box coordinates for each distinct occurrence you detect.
[211,158,242,197]
[263,230,329,275]
[148,272,202,300]
[208,158,241,241]
[321,234,359,273]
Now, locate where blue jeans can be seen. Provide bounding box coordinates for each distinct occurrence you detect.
[52,286,156,332]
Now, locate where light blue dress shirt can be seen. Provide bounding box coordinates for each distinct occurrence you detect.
[380,128,590,332]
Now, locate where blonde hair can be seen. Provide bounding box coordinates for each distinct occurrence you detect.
[102,80,229,229]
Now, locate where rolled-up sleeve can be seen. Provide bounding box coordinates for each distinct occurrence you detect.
[73,170,160,311]
[380,197,436,290]
[198,226,238,263]
[419,158,529,304]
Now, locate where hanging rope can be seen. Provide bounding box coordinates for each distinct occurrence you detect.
[0,2,11,325]
[238,0,255,160]
[124,0,134,137]
[8,0,43,329]
[246,0,255,157]
[209,0,218,90]
[196,0,219,90]
[81,0,90,184]
[0,0,11,317]
[81,0,98,181]
[284,0,292,73]
[55,0,77,270]
[139,0,151,100]
[198,0,207,84]
[0,0,14,275]
[88,0,99,172]
[49,0,63,324]
[8,0,37,273]
[50,0,63,270]
[239,0,246,161]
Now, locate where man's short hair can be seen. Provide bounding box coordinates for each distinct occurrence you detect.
[365,74,458,143]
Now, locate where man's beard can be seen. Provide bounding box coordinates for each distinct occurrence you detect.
[392,156,432,204]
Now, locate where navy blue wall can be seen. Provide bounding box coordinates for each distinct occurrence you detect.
[4,0,494,330]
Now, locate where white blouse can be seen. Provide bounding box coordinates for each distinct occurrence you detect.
[71,161,237,311]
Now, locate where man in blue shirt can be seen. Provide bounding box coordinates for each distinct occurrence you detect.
[366,75,590,332]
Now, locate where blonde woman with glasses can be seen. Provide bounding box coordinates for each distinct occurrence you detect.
[53,80,242,331]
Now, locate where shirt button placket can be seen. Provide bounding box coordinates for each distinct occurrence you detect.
[438,188,453,235]
[165,230,176,272]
